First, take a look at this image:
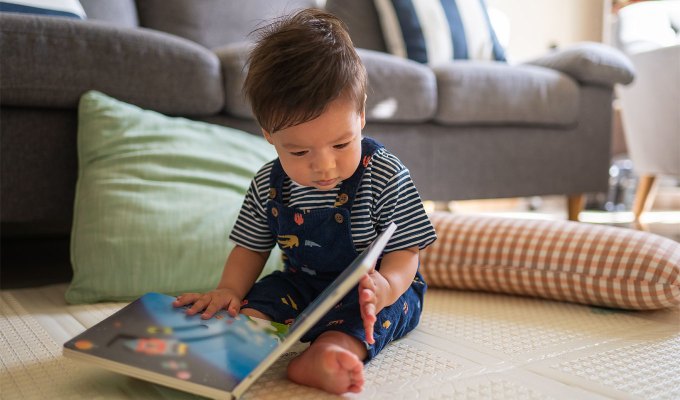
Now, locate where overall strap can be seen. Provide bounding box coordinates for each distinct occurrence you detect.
[267,159,286,203]
[334,137,384,210]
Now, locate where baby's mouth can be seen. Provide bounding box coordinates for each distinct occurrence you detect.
[314,178,338,187]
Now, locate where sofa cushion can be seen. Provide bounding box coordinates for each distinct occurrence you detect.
[433,62,579,126]
[79,0,138,27]
[136,0,317,49]
[372,0,506,64]
[215,45,438,123]
[0,0,85,19]
[360,49,438,122]
[66,91,282,303]
[214,42,256,120]
[0,13,223,115]
[421,212,680,310]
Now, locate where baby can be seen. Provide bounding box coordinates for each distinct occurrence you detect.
[174,8,436,394]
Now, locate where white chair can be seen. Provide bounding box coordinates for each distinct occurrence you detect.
[614,0,680,220]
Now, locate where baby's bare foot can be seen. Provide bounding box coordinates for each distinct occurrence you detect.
[288,342,365,394]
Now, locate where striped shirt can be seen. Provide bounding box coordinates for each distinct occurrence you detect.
[230,147,437,254]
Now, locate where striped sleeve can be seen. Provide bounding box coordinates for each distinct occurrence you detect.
[371,151,437,252]
[228,162,276,252]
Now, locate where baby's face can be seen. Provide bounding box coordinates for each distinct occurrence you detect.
[263,97,365,191]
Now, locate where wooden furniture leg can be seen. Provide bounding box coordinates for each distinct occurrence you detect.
[567,194,585,221]
[632,174,657,220]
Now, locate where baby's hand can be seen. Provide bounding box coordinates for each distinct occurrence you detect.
[358,271,388,344]
[172,288,243,319]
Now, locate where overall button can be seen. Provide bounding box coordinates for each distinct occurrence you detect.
[334,213,344,223]
[272,207,279,217]
[269,188,277,199]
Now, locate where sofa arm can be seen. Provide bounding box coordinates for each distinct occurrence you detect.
[0,13,223,116]
[524,42,635,87]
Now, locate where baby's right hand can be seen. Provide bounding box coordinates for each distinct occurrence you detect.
[172,288,243,319]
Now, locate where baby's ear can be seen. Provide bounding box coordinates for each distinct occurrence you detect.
[262,128,273,144]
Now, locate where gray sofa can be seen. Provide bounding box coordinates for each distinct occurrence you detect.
[0,0,634,286]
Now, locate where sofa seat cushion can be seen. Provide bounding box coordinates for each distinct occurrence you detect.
[433,61,579,126]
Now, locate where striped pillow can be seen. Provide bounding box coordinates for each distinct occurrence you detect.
[420,212,680,310]
[374,0,506,65]
[0,0,85,19]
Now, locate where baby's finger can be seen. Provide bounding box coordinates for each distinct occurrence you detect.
[360,273,376,288]
[226,299,241,317]
[186,295,212,315]
[172,293,198,307]
[201,300,224,319]
[363,303,376,344]
[360,287,375,304]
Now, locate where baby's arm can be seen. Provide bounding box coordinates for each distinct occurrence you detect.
[358,246,419,343]
[173,245,270,319]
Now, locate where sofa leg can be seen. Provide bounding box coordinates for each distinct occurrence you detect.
[632,174,657,220]
[567,194,585,221]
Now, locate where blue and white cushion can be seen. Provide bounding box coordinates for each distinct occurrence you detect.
[374,0,506,65]
[0,0,86,19]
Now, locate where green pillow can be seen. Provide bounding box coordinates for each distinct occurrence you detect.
[66,91,281,304]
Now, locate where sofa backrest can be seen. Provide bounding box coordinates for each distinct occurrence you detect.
[80,0,139,28]
[135,0,318,49]
[325,0,388,52]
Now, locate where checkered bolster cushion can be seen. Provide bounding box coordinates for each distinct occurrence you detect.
[420,212,680,310]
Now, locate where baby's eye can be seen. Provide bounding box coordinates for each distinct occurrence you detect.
[333,142,350,150]
[290,151,308,157]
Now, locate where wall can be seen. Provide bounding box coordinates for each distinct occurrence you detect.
[486,0,606,62]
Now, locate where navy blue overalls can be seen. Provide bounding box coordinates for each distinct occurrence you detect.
[242,137,426,360]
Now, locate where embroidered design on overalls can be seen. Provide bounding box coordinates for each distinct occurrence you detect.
[334,193,349,207]
[382,320,392,329]
[280,294,298,310]
[304,240,321,248]
[294,213,304,225]
[277,235,299,248]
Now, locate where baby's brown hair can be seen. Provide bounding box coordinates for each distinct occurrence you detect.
[243,8,367,133]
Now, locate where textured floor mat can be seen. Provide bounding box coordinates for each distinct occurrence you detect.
[2,285,678,399]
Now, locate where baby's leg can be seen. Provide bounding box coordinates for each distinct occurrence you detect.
[287,331,366,394]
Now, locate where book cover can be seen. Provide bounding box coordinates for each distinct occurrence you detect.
[63,292,289,396]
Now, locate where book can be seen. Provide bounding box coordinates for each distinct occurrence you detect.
[63,222,397,399]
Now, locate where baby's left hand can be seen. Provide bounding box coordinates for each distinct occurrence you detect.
[358,270,388,344]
